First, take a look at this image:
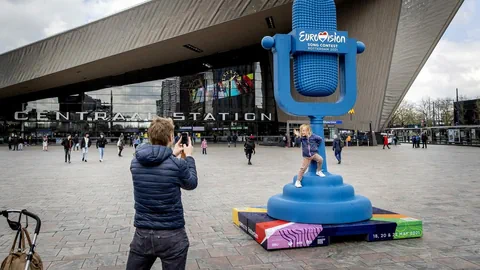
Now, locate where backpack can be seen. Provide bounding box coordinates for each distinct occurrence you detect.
[245,141,254,151]
[1,228,43,270]
[339,140,344,148]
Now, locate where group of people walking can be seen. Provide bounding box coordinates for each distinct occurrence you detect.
[7,135,41,151]
[7,135,26,151]
[60,133,128,163]
[412,132,428,149]
[227,134,238,147]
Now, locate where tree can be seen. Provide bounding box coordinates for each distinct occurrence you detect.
[392,100,421,127]
[435,98,454,126]
[416,97,432,126]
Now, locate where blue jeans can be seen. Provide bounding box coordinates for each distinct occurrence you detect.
[99,147,104,160]
[82,147,89,160]
[335,150,342,161]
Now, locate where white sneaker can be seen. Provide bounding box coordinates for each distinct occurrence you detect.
[316,171,326,177]
[295,180,302,188]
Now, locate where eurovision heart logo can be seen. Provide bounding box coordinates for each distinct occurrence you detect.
[318,31,329,42]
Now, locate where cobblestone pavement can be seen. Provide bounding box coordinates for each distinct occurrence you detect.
[0,143,479,270]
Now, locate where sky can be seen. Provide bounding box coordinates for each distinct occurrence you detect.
[405,0,480,102]
[0,0,478,104]
[0,0,149,53]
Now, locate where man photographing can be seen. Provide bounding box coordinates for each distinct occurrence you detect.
[126,117,198,270]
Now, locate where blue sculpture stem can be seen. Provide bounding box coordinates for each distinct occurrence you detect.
[309,116,327,174]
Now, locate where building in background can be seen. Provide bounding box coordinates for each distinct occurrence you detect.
[454,98,480,126]
[0,0,464,141]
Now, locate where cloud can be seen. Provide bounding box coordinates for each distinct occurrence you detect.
[405,0,480,103]
[406,39,480,102]
[0,0,149,54]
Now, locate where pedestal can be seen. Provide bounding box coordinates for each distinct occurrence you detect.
[232,206,423,251]
[267,172,372,224]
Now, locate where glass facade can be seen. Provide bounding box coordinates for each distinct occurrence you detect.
[170,62,274,135]
[0,57,279,143]
[9,82,162,140]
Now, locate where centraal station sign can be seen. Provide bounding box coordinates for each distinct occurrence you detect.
[14,111,272,122]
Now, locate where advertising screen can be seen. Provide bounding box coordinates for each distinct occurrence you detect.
[186,73,254,104]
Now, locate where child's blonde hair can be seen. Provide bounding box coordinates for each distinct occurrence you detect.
[299,124,312,137]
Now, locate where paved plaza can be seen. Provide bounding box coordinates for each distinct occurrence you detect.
[0,143,479,270]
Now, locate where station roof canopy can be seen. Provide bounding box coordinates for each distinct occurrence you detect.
[0,0,463,131]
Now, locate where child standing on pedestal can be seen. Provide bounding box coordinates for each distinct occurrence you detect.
[294,124,325,188]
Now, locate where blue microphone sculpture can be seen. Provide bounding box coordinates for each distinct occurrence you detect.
[261,0,372,224]
[293,0,337,97]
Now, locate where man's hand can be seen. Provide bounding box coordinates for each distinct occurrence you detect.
[183,137,194,157]
[173,138,184,157]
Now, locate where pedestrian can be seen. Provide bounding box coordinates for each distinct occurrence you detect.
[233,134,238,147]
[42,136,47,151]
[61,135,73,163]
[18,136,24,151]
[421,132,428,149]
[126,117,197,270]
[332,135,343,164]
[227,135,232,148]
[346,135,351,147]
[81,133,92,162]
[117,134,125,157]
[412,135,416,148]
[12,135,18,151]
[73,134,79,151]
[96,133,108,162]
[394,135,398,146]
[283,134,287,147]
[201,138,208,155]
[134,135,140,149]
[383,134,390,149]
[244,136,255,165]
[293,124,325,188]
[7,135,12,150]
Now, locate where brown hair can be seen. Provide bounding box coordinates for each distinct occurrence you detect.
[299,124,312,137]
[148,117,174,146]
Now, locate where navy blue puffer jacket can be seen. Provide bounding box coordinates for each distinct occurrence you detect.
[301,134,323,157]
[131,144,198,230]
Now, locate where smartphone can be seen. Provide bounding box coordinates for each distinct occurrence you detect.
[181,132,189,146]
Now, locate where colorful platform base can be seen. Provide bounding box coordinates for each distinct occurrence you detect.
[232,207,422,251]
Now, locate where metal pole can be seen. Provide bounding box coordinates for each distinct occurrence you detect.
[309,116,327,173]
[369,121,373,146]
[357,130,359,146]
[432,102,435,126]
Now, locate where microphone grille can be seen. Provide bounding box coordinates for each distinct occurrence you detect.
[293,0,337,30]
[292,0,338,97]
